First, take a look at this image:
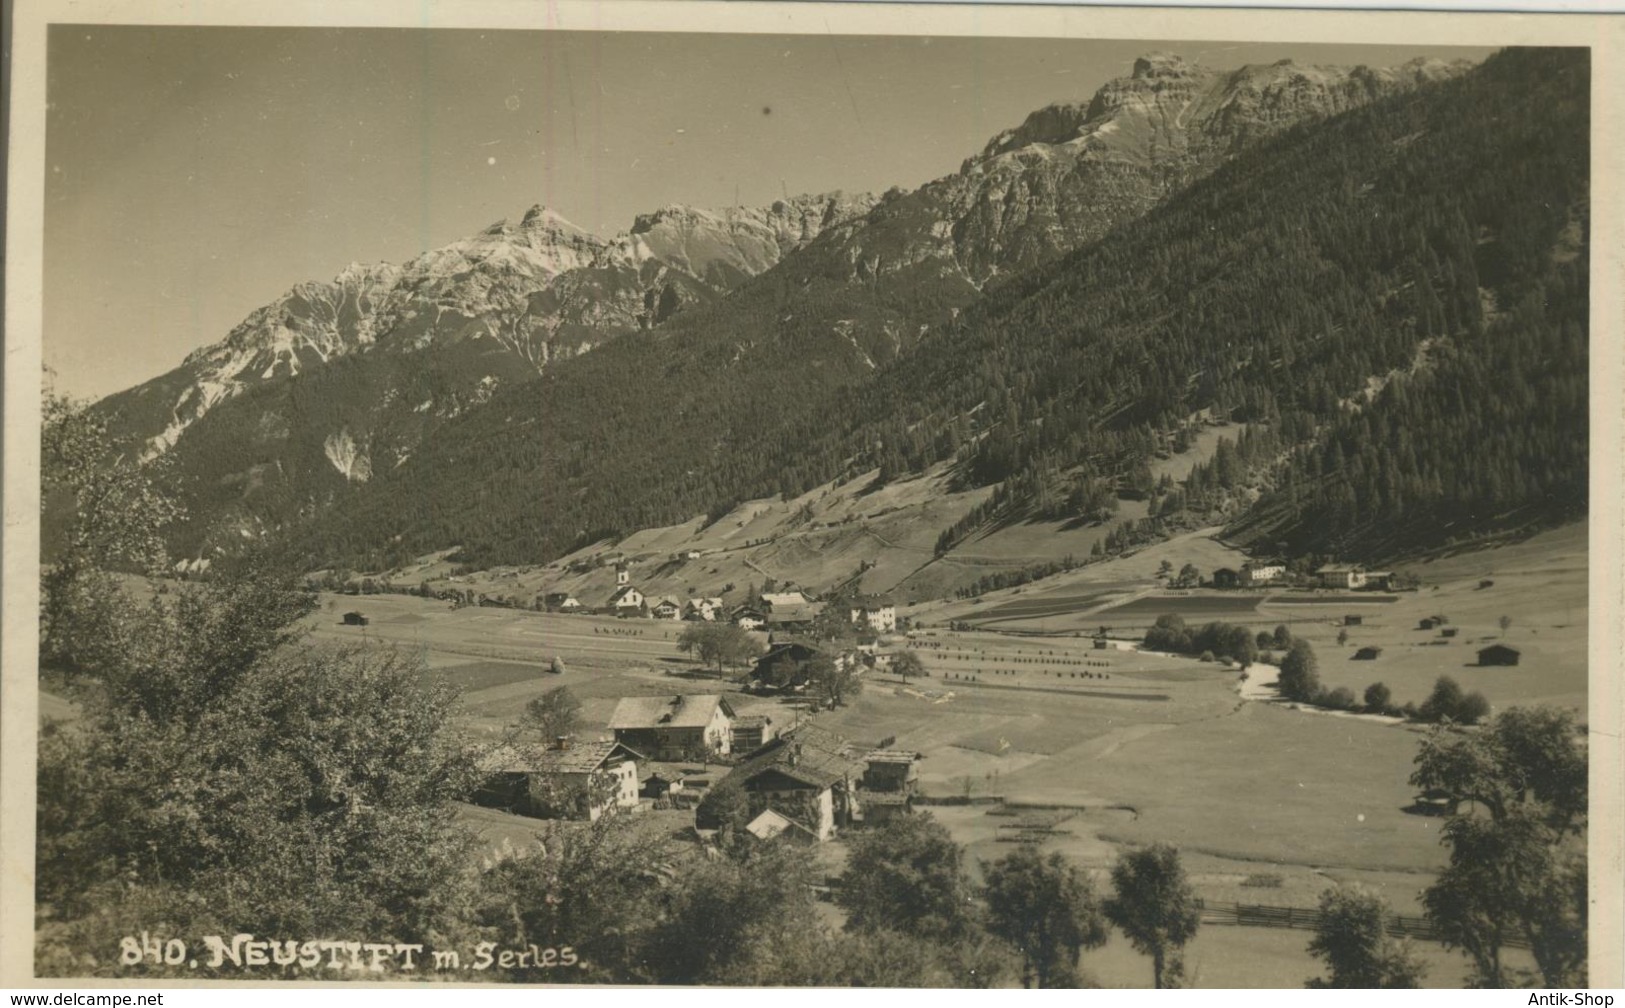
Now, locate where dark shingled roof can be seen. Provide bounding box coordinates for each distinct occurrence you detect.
[477,740,642,775]
[725,722,864,791]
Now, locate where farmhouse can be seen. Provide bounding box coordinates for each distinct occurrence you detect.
[764,601,821,632]
[607,584,645,616]
[684,597,725,621]
[732,605,767,631]
[650,596,682,620]
[1363,571,1395,591]
[761,591,812,611]
[1315,563,1367,589]
[716,722,866,841]
[542,592,585,613]
[1241,563,1285,587]
[609,694,736,759]
[752,640,824,689]
[342,611,369,626]
[1478,644,1521,667]
[474,739,643,821]
[848,596,898,634]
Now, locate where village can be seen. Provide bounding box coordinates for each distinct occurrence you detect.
[296,520,1585,986]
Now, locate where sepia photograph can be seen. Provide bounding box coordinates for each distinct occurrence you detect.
[4,0,1621,992]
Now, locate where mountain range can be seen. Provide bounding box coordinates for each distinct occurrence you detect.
[87,48,1588,588]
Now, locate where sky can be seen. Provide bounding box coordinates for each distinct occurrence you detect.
[42,27,1497,401]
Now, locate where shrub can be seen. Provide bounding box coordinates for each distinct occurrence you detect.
[1321,686,1358,711]
[1417,676,1466,723]
[1456,691,1491,725]
[1363,682,1392,713]
[1199,650,1216,663]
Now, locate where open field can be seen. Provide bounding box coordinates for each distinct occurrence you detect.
[240,522,1584,986]
[1249,521,1588,712]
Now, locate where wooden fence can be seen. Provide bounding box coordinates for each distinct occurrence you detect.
[1195,899,1530,950]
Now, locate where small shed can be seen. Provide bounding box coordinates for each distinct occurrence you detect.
[1212,568,1241,589]
[342,611,369,626]
[1440,627,1459,638]
[1478,644,1521,667]
[1353,646,1383,661]
[1343,615,1363,626]
[1093,637,1109,650]
[1418,617,1439,631]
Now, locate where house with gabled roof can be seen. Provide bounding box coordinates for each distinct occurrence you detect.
[474,738,643,821]
[732,605,767,631]
[1316,563,1367,589]
[761,590,812,610]
[609,694,736,760]
[684,597,724,621]
[764,601,821,631]
[715,722,866,841]
[650,596,682,620]
[744,808,819,845]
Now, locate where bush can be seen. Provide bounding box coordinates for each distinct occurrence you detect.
[1199,650,1216,663]
[1456,691,1491,725]
[1417,676,1466,723]
[1320,686,1358,711]
[1363,681,1392,713]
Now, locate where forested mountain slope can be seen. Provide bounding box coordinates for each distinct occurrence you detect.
[305,47,1586,571]
[105,52,1467,566]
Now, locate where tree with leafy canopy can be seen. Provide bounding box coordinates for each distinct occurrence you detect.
[40,390,185,676]
[1276,638,1321,703]
[37,639,482,977]
[806,654,863,709]
[523,685,584,741]
[1410,706,1587,987]
[1364,681,1393,714]
[890,649,927,682]
[1105,843,1201,989]
[677,621,762,678]
[983,845,1109,988]
[838,813,977,941]
[1306,886,1426,988]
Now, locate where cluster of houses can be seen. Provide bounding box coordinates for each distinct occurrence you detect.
[471,691,921,842]
[538,566,899,637]
[1206,561,1396,591]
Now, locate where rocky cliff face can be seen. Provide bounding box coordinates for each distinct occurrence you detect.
[105,191,875,458]
[812,53,1473,288]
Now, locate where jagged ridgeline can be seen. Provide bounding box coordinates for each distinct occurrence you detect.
[295,46,1585,572]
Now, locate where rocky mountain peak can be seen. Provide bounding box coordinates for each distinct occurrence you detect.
[1132,51,1197,79]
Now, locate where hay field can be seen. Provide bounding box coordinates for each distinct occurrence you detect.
[1252,522,1588,712]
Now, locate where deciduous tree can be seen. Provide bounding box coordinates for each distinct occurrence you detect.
[1306,886,1426,988]
[1105,843,1201,989]
[983,846,1109,988]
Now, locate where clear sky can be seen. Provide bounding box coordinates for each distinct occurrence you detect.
[42,27,1496,401]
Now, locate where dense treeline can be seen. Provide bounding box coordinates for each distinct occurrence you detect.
[290,47,1585,572]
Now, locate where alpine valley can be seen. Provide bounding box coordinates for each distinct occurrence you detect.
[91,48,1587,603]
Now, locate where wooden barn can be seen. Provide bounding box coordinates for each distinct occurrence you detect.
[1478,644,1521,667]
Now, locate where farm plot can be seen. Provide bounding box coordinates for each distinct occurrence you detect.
[999,700,1447,872]
[967,583,1138,622]
[1100,594,1266,618]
